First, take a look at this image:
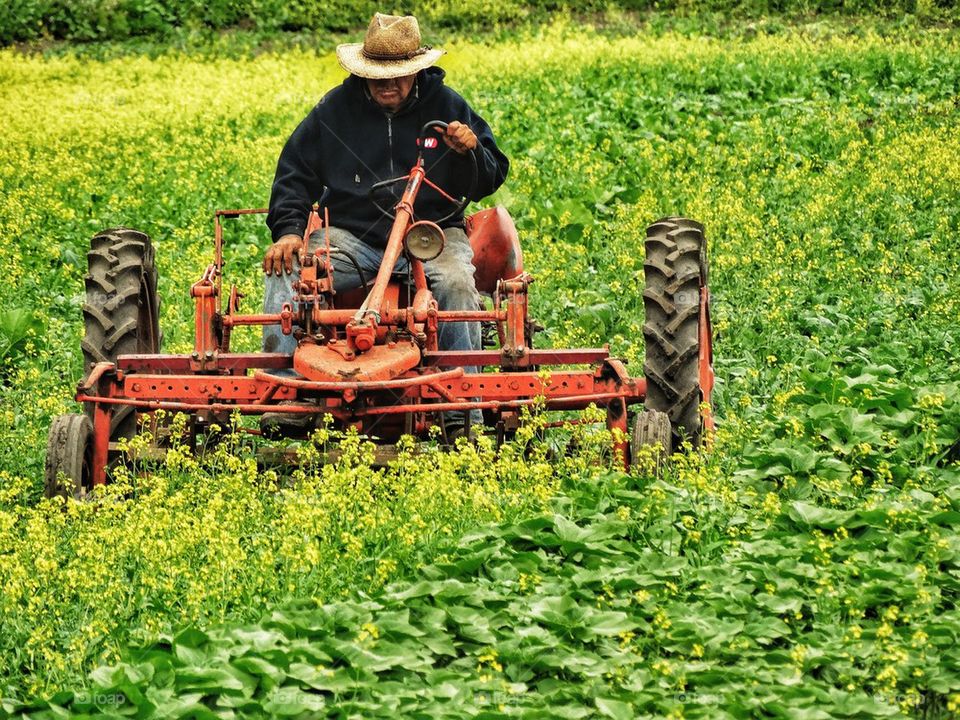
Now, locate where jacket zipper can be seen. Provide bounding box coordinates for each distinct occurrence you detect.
[387,115,394,175]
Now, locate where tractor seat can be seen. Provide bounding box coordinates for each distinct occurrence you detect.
[466,206,524,296]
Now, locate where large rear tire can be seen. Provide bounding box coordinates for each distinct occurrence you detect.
[44,414,93,499]
[642,217,707,449]
[82,228,160,440]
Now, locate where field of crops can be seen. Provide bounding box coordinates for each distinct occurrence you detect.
[1,13,960,718]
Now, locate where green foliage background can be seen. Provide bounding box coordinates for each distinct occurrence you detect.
[2,10,960,718]
[1,0,959,44]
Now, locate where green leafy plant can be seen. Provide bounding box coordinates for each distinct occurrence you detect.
[0,308,42,372]
[1,13,960,716]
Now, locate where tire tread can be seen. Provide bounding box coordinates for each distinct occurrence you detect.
[82,228,160,440]
[642,218,707,448]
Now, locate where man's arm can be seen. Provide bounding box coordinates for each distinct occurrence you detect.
[465,110,509,201]
[265,108,326,274]
[440,93,509,201]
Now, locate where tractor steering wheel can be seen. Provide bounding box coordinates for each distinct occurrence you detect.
[369,120,479,226]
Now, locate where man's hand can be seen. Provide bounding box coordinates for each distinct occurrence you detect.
[439,121,477,155]
[263,234,301,276]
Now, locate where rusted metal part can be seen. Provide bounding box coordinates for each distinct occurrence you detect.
[88,366,119,488]
[606,396,630,470]
[422,348,611,366]
[357,392,634,417]
[410,257,429,294]
[222,284,244,352]
[222,312,284,327]
[421,369,645,401]
[421,175,459,205]
[78,392,637,419]
[699,284,716,439]
[190,264,220,371]
[294,338,422,382]
[251,366,464,392]
[467,207,524,296]
[122,375,296,401]
[85,367,643,421]
[256,381,283,405]
[600,358,642,401]
[91,401,111,487]
[77,395,323,415]
[117,353,292,372]
[359,166,424,328]
[304,206,323,245]
[219,306,506,328]
[109,357,643,402]
[499,273,533,368]
[426,381,457,403]
[295,251,321,335]
[114,348,614,374]
[280,303,294,336]
[412,288,433,316]
[346,319,377,353]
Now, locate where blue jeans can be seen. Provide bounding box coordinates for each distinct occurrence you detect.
[263,226,482,426]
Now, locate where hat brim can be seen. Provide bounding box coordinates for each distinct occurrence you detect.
[336,44,445,80]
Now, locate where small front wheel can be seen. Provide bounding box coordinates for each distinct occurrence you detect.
[44,414,94,500]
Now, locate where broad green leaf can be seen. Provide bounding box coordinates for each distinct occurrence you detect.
[595,697,633,720]
[262,687,326,715]
[584,611,636,637]
[787,501,851,530]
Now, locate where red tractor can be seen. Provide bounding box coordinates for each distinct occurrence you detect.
[45,121,714,498]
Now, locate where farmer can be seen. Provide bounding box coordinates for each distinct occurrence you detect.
[262,12,509,434]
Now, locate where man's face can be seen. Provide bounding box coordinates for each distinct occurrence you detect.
[366,74,416,112]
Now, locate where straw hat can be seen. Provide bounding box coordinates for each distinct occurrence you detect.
[336,13,445,80]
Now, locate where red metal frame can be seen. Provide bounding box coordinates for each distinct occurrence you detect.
[77,146,715,487]
[699,286,716,441]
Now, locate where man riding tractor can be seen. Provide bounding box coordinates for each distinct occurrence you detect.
[43,12,714,499]
[262,12,509,437]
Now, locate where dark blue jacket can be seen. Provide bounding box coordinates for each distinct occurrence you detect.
[267,68,509,247]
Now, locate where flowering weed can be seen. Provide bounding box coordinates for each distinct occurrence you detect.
[1,15,959,716]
